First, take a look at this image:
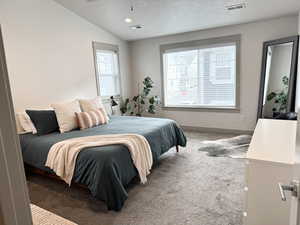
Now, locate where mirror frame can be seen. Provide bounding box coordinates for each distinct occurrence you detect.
[257,35,299,119]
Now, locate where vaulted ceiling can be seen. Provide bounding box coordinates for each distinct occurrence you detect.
[54,0,300,40]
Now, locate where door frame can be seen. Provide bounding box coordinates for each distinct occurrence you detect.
[0,25,33,225]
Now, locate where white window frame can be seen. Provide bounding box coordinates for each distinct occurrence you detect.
[92,42,122,99]
[160,35,241,112]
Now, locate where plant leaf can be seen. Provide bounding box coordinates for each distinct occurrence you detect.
[267,92,276,101]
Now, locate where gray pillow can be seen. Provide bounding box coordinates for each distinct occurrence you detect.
[26,110,59,135]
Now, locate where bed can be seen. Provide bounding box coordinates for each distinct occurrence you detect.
[20,116,187,211]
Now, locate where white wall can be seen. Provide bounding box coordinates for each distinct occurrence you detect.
[0,0,131,112]
[130,16,299,131]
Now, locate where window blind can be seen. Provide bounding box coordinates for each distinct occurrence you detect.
[163,43,237,108]
[95,50,120,97]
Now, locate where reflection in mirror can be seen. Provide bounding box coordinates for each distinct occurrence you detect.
[262,43,293,118]
[258,36,299,120]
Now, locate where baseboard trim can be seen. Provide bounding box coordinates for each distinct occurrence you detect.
[182,125,253,135]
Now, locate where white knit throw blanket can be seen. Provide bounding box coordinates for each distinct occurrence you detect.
[45,134,153,185]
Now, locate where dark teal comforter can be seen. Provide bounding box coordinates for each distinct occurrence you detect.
[20,116,187,211]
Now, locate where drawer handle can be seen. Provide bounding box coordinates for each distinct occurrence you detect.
[278,181,299,201]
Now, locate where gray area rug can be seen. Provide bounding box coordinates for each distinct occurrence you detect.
[27,132,245,225]
[198,135,252,158]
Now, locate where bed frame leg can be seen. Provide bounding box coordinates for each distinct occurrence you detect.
[176,145,179,153]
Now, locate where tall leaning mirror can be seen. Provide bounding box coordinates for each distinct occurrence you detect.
[257,35,299,120]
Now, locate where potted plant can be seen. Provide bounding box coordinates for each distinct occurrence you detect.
[266,75,289,116]
[121,76,160,116]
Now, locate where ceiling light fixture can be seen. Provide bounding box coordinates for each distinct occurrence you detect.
[124,18,132,23]
[124,1,135,24]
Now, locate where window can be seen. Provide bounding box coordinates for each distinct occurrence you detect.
[93,42,121,97]
[161,35,240,110]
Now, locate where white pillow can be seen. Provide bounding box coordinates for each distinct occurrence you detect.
[16,114,26,134]
[78,97,109,120]
[51,100,81,133]
[16,113,37,134]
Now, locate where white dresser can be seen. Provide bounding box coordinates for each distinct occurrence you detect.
[244,119,297,225]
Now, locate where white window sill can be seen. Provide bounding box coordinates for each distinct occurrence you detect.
[162,105,240,113]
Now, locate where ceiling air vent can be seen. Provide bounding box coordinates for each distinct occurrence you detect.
[130,25,143,30]
[225,0,246,11]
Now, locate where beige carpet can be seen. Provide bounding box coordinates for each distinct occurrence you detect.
[31,204,77,225]
[27,131,245,225]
